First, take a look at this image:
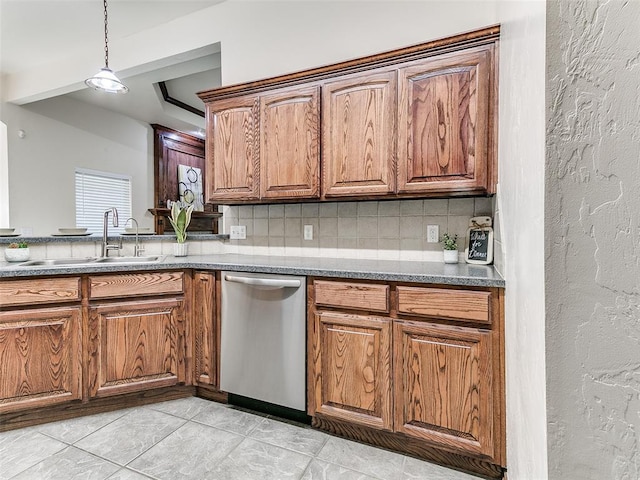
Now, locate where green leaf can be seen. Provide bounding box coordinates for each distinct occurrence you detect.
[168,202,194,243]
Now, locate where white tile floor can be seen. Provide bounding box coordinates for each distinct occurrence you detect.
[0,397,484,480]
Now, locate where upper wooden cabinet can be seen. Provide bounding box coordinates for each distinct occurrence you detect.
[205,96,260,201]
[397,46,494,195]
[205,87,320,203]
[322,70,396,197]
[198,26,499,203]
[261,85,320,199]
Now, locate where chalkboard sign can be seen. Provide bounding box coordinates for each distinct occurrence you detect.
[465,217,494,265]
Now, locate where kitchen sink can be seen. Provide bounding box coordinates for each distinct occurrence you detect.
[17,255,165,267]
[18,257,100,267]
[93,255,165,264]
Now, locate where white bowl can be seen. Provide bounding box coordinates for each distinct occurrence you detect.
[0,228,15,235]
[4,247,29,262]
[58,227,88,235]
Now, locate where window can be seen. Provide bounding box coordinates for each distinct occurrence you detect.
[75,168,132,234]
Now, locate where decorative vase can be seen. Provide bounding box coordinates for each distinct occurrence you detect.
[173,243,188,257]
[443,249,458,264]
[4,247,30,262]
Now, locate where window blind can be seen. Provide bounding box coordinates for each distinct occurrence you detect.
[75,168,132,234]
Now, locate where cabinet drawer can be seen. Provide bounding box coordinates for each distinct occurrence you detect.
[314,280,389,313]
[397,286,491,324]
[0,277,80,307]
[89,272,184,299]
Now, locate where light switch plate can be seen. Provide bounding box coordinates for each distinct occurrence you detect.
[427,224,439,243]
[230,225,246,240]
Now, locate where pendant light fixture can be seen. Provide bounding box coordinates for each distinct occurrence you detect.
[85,0,128,94]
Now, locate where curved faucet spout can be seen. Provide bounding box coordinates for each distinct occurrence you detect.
[110,207,119,227]
[102,207,121,257]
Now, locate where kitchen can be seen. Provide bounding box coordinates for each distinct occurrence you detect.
[1,1,636,480]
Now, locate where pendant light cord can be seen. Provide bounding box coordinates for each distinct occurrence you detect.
[103,0,109,69]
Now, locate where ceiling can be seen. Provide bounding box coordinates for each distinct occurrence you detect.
[0,0,225,136]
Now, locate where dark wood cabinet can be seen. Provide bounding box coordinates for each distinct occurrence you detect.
[309,310,393,430]
[261,85,320,199]
[308,277,505,478]
[393,320,494,458]
[152,125,220,234]
[0,306,82,413]
[193,271,218,387]
[201,86,320,203]
[397,45,495,195]
[199,27,498,204]
[205,96,260,201]
[87,272,187,398]
[322,70,396,198]
[87,298,184,398]
[0,277,82,414]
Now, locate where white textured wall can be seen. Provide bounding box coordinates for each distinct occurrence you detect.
[3,1,500,235]
[4,1,500,104]
[546,1,640,478]
[0,122,8,227]
[498,2,548,479]
[2,97,154,234]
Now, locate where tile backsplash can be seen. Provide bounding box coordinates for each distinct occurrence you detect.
[222,197,494,261]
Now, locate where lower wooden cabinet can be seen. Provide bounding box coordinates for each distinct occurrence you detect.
[393,320,494,458]
[309,311,392,430]
[308,278,505,477]
[193,271,218,387]
[0,307,82,413]
[87,298,184,398]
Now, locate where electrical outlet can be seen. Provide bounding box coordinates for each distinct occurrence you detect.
[230,225,246,240]
[427,224,439,243]
[304,224,313,240]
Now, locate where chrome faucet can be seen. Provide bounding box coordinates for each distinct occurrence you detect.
[101,207,121,257]
[125,217,145,257]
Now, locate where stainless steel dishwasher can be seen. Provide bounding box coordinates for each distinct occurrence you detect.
[220,271,306,413]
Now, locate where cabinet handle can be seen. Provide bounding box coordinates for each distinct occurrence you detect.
[224,274,301,289]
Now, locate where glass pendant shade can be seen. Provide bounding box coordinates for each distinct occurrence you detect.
[85,67,128,94]
[85,0,128,94]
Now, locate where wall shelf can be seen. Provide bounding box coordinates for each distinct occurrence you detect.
[148,208,222,235]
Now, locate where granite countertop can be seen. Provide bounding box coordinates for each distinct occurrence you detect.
[0,253,504,287]
[0,233,229,244]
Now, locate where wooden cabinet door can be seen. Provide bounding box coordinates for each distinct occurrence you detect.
[322,70,396,197]
[193,272,217,387]
[0,307,81,413]
[261,85,320,199]
[397,46,494,195]
[88,298,183,398]
[205,95,259,201]
[309,311,392,430]
[393,320,494,459]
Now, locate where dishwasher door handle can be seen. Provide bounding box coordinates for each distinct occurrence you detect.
[224,274,301,289]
